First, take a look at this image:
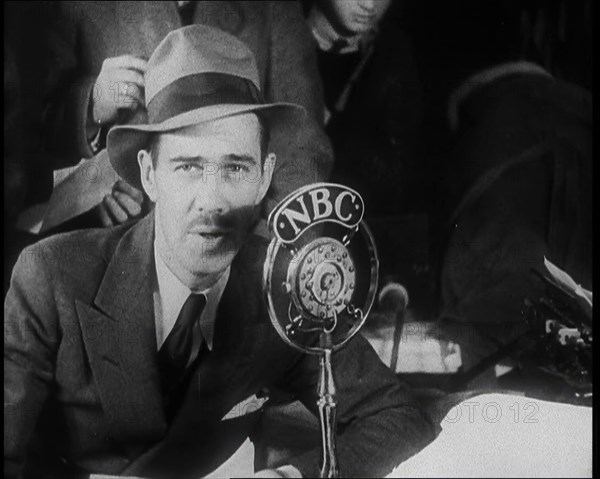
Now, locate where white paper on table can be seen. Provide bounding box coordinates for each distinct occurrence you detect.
[203,437,255,478]
[544,257,592,307]
[388,393,592,478]
[15,149,121,234]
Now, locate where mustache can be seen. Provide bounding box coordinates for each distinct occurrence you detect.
[186,205,261,232]
[188,213,234,231]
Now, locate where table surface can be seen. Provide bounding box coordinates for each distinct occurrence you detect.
[388,392,593,478]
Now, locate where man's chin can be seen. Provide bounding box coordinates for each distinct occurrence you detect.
[184,240,238,271]
[181,253,233,278]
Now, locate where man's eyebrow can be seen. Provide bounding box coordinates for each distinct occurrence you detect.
[223,154,258,164]
[168,156,206,163]
[167,154,258,164]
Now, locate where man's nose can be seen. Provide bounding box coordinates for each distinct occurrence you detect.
[193,164,227,213]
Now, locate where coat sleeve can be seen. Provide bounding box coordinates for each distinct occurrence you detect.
[4,245,60,479]
[263,1,333,215]
[279,334,437,478]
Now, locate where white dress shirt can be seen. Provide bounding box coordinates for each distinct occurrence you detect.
[153,241,230,353]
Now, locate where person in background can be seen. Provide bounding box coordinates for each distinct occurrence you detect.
[305,0,425,216]
[4,1,66,294]
[4,41,30,295]
[41,1,332,230]
[304,0,430,343]
[414,1,593,388]
[4,41,25,239]
[4,42,25,231]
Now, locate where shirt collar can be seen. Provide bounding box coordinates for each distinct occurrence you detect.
[153,240,230,351]
[447,60,552,131]
[308,4,364,54]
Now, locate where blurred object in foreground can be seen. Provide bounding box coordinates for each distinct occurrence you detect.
[378,282,409,313]
[366,215,434,323]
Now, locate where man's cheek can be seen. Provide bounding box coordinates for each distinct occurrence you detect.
[158,199,187,239]
[159,185,195,214]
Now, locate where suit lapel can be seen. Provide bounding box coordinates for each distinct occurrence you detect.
[121,247,271,476]
[77,214,167,443]
[148,244,271,432]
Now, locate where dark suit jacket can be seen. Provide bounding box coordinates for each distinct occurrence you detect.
[437,72,592,378]
[4,213,435,478]
[43,1,332,215]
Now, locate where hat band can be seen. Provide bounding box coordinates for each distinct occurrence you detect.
[147,72,264,124]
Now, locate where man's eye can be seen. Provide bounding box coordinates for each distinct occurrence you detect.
[176,164,200,173]
[224,164,248,174]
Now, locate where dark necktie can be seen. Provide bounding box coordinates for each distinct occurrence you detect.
[158,293,206,407]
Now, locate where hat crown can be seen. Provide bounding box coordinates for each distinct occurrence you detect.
[145,25,261,104]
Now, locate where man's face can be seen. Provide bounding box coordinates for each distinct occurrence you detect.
[326,0,392,35]
[138,113,274,287]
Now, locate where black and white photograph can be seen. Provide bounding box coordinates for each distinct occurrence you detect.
[4,1,593,477]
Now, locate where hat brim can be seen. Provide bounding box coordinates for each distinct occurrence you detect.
[107,102,305,189]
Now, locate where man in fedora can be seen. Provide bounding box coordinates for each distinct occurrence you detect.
[39,1,332,230]
[5,26,435,478]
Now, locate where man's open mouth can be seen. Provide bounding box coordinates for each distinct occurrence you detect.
[199,233,223,239]
[191,230,231,240]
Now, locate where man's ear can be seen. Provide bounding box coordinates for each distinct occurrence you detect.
[138,149,157,202]
[256,153,276,204]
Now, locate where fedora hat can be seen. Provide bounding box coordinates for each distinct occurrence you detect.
[107,24,305,188]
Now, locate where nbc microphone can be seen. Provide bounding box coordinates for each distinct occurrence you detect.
[263,183,379,478]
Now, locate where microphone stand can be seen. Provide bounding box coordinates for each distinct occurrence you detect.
[318,331,338,478]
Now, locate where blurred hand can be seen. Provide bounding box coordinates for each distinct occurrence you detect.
[91,55,147,126]
[98,179,145,226]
